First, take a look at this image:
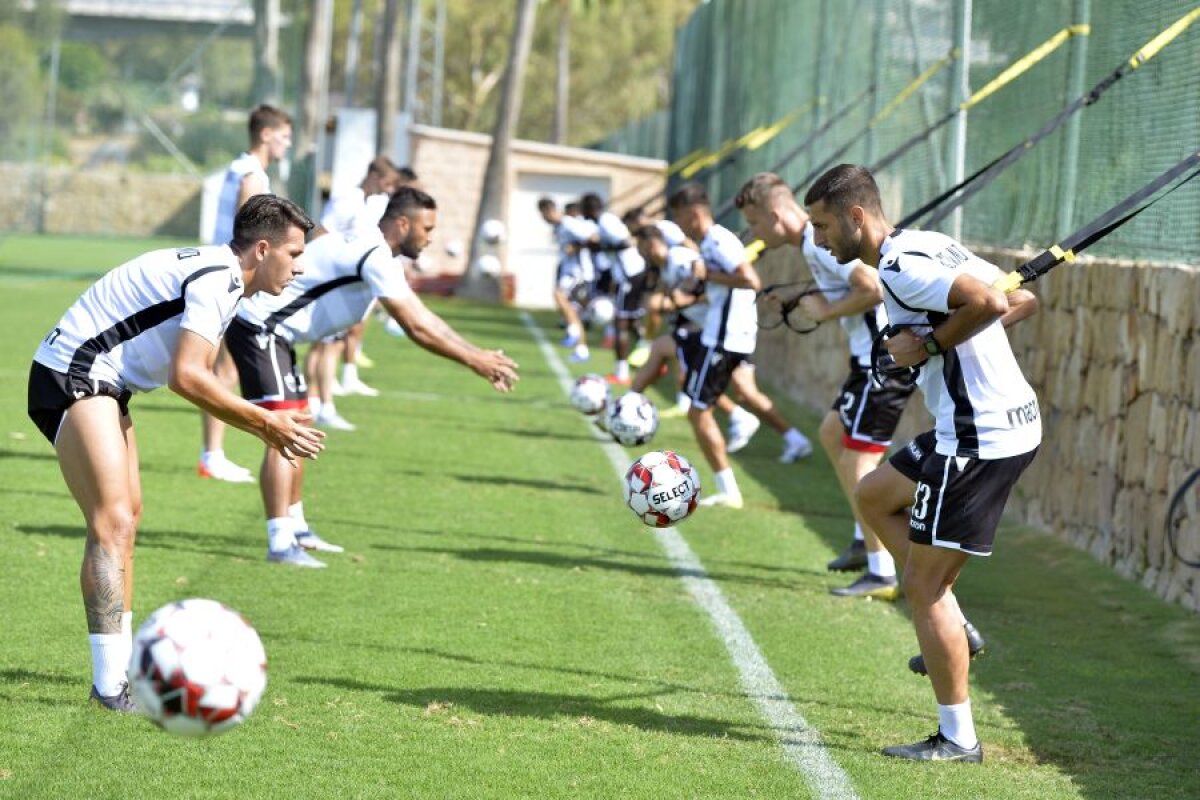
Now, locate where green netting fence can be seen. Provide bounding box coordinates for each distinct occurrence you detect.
[660,0,1200,265]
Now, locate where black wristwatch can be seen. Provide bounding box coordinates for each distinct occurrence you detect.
[922,333,944,357]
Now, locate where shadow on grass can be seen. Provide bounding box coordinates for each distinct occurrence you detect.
[295,675,773,743]
[370,542,826,589]
[0,447,58,463]
[0,668,78,686]
[13,524,254,560]
[449,473,606,496]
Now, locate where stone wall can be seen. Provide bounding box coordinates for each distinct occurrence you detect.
[753,244,1200,611]
[0,164,202,238]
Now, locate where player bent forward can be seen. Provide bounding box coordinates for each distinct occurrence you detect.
[226,187,520,567]
[805,164,1041,762]
[28,195,325,711]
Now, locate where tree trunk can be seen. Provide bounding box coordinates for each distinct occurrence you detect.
[253,0,281,103]
[553,0,569,144]
[343,0,366,105]
[376,0,403,159]
[295,0,335,213]
[460,0,538,302]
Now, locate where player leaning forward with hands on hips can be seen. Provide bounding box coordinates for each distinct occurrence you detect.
[226,186,520,568]
[804,164,1041,763]
[27,195,325,712]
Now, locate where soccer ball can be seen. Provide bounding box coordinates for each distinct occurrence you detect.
[480,218,506,244]
[586,296,615,327]
[624,450,701,527]
[607,391,658,447]
[129,598,267,736]
[570,373,610,416]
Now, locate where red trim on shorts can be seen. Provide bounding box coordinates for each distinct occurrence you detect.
[843,434,888,454]
[252,399,310,411]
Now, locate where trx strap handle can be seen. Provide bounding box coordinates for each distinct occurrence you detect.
[916,8,1200,229]
[871,23,1090,174]
[994,148,1200,293]
[682,98,823,181]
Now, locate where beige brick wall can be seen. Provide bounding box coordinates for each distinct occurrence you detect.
[0,164,201,238]
[753,243,1200,611]
[409,125,665,277]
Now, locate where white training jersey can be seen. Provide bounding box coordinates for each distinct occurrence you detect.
[698,224,757,354]
[801,222,886,367]
[238,228,412,344]
[320,187,390,237]
[878,228,1041,459]
[655,219,687,248]
[662,245,707,326]
[212,153,268,245]
[34,246,244,393]
[556,214,597,281]
[595,211,645,280]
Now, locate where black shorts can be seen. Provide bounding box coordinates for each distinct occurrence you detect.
[901,430,1039,556]
[683,343,747,411]
[27,361,131,446]
[832,361,917,452]
[615,272,650,320]
[224,317,308,409]
[672,323,704,365]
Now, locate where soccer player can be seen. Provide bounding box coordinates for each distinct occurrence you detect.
[737,171,916,597]
[200,104,294,482]
[538,196,596,362]
[579,193,648,384]
[805,164,1041,762]
[226,187,520,568]
[306,155,406,429]
[666,183,761,508]
[27,195,324,711]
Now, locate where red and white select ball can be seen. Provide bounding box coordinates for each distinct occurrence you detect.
[129,598,267,736]
[624,450,701,528]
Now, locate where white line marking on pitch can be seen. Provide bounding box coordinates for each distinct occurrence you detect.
[520,312,859,800]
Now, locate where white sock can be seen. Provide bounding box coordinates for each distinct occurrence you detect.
[308,397,322,417]
[675,392,691,412]
[342,362,359,385]
[319,401,338,419]
[714,468,740,497]
[267,517,297,552]
[938,700,978,749]
[614,360,629,380]
[567,323,582,337]
[288,501,309,532]
[574,343,589,357]
[120,611,134,675]
[201,449,224,467]
[729,405,755,427]
[89,633,128,695]
[866,548,896,578]
[854,522,865,542]
[957,604,969,626]
[784,428,808,446]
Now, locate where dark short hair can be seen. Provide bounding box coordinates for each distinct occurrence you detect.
[735,172,789,210]
[230,194,313,252]
[537,196,557,213]
[366,155,399,177]
[668,183,709,210]
[635,224,667,245]
[621,207,646,227]
[564,202,581,215]
[382,185,437,220]
[248,104,292,142]
[579,193,605,219]
[803,164,883,215]
[397,166,419,183]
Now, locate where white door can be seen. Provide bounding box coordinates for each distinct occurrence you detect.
[508,172,610,308]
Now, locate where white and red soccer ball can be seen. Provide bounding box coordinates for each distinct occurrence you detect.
[129,598,267,736]
[570,373,611,416]
[624,450,701,527]
[607,391,658,447]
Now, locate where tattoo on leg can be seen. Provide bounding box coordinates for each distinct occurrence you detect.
[82,538,125,634]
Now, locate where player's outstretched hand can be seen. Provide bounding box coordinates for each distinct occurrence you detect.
[473,349,520,393]
[262,409,326,462]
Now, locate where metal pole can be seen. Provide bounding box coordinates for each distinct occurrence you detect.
[1057,0,1090,239]
[309,0,336,214]
[344,0,365,104]
[403,0,423,121]
[865,0,886,164]
[432,0,445,127]
[37,36,61,233]
[947,0,972,240]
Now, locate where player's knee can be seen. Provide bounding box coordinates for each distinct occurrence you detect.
[89,506,137,550]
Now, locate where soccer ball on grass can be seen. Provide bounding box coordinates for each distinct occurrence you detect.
[570,373,610,416]
[607,391,658,447]
[624,450,701,527]
[129,598,267,736]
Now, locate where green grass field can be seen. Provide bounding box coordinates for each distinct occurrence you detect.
[1,234,1197,799]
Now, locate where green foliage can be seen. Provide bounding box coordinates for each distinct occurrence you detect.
[130,110,246,171]
[57,41,112,92]
[0,23,42,158]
